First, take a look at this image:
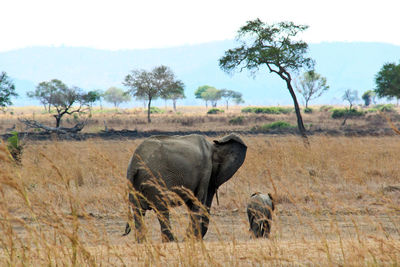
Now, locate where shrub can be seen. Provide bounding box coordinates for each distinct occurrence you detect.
[241,107,293,114]
[229,116,244,125]
[252,121,295,132]
[366,108,378,113]
[207,108,224,114]
[7,131,23,164]
[319,105,334,112]
[304,107,313,113]
[331,108,365,119]
[149,107,165,114]
[374,104,396,112]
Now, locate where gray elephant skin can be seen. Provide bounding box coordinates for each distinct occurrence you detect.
[123,134,247,242]
[247,192,274,238]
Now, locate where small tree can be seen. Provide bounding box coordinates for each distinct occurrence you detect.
[124,65,178,123]
[201,87,221,107]
[295,70,329,108]
[375,62,400,105]
[83,90,103,113]
[162,80,185,111]
[219,19,314,139]
[219,89,243,109]
[103,87,131,108]
[361,90,375,107]
[195,85,214,107]
[28,79,90,127]
[343,89,359,110]
[0,72,18,110]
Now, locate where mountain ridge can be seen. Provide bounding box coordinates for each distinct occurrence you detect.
[1,41,399,107]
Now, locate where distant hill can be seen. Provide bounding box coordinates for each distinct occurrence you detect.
[1,41,399,107]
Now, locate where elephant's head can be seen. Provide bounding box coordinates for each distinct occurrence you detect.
[211,134,247,189]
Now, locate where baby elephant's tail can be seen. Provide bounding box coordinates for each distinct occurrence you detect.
[122,222,132,236]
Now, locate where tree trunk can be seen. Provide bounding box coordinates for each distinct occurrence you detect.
[173,99,177,111]
[147,98,152,123]
[226,100,229,110]
[285,80,308,140]
[205,101,208,108]
[305,100,308,109]
[55,115,61,128]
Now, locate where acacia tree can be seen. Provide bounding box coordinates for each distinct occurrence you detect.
[295,70,329,108]
[28,79,89,127]
[201,87,221,107]
[124,65,178,122]
[162,80,185,111]
[0,72,18,109]
[219,19,314,139]
[195,85,214,107]
[375,62,400,105]
[343,89,359,110]
[103,87,131,108]
[220,89,243,109]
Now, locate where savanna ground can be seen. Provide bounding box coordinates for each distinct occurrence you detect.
[1,106,400,266]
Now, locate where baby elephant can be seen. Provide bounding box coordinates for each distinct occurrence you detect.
[247,192,275,238]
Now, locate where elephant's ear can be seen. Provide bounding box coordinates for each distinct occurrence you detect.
[213,134,247,147]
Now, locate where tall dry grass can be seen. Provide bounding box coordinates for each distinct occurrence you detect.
[1,135,399,265]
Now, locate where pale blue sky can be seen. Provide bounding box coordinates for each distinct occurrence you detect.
[1,0,400,52]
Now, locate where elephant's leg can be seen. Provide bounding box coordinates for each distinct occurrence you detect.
[129,192,147,242]
[186,202,210,239]
[156,210,176,242]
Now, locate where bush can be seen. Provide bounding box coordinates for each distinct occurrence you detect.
[374,104,396,112]
[366,108,378,113]
[319,105,334,112]
[207,108,224,114]
[252,121,295,132]
[229,116,244,125]
[241,107,293,114]
[7,131,23,164]
[304,107,313,113]
[331,108,365,119]
[149,107,165,114]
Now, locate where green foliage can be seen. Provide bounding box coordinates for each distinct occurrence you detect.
[229,116,244,125]
[374,104,396,112]
[253,121,295,132]
[0,72,18,108]
[375,62,400,99]
[83,90,102,106]
[319,105,334,112]
[304,107,313,113]
[331,108,365,119]
[361,90,375,106]
[103,87,131,107]
[207,108,224,114]
[194,85,213,99]
[7,131,23,163]
[201,87,221,107]
[366,108,378,113]
[219,89,244,108]
[148,107,165,114]
[241,107,293,114]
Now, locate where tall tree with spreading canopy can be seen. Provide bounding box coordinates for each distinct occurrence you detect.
[375,62,400,105]
[0,72,18,109]
[295,70,329,108]
[27,79,90,127]
[201,87,221,107]
[124,65,178,122]
[219,19,314,139]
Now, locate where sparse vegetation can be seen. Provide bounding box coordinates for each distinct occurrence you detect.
[229,116,244,125]
[242,107,293,114]
[253,121,295,131]
[207,108,224,114]
[331,108,364,119]
[1,135,399,265]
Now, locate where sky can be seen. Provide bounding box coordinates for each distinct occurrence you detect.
[1,0,400,52]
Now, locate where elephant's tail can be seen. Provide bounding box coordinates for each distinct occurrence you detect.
[122,222,132,236]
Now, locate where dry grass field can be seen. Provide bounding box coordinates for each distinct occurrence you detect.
[1,131,400,265]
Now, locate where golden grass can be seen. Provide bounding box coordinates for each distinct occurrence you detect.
[1,135,400,266]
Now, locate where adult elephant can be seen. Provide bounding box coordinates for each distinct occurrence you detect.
[123,134,247,242]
